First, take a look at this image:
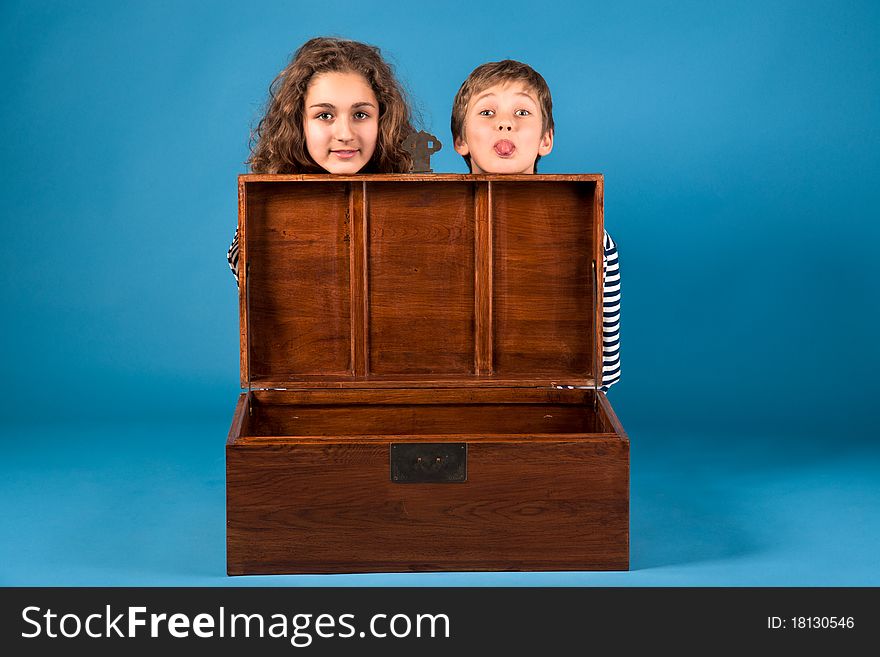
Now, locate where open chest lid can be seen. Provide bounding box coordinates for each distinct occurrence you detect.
[237,174,606,390]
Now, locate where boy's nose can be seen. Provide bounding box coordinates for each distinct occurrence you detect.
[497,118,512,131]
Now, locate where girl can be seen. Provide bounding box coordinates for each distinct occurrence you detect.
[227,37,414,282]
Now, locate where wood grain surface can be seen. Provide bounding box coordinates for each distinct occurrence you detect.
[228,432,628,574]
[228,176,628,575]
[239,175,602,388]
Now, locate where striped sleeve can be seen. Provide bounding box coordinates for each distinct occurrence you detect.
[227,226,240,287]
[600,230,621,391]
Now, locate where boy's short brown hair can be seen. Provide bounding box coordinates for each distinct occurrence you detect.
[451,60,554,171]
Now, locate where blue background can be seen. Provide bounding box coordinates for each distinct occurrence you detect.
[1,0,878,585]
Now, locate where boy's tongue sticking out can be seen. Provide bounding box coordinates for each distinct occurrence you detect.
[453,76,553,175]
[494,139,515,157]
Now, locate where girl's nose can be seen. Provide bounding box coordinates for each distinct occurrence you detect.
[334,118,354,141]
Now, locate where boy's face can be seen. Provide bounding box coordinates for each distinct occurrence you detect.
[454,81,553,174]
[304,71,379,174]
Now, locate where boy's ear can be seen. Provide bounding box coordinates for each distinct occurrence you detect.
[538,129,554,157]
[454,136,470,157]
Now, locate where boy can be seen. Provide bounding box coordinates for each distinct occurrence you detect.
[451,60,621,390]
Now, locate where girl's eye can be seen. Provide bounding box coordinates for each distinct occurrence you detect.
[478,109,495,117]
[353,111,369,120]
[515,109,531,117]
[317,112,333,120]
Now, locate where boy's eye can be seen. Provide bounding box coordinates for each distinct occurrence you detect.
[478,109,495,117]
[515,109,531,117]
[353,111,369,120]
[317,112,333,120]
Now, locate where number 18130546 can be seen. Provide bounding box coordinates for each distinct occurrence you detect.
[767,617,855,630]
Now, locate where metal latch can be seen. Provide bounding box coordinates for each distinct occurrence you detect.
[390,443,467,483]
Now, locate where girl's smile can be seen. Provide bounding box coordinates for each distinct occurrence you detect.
[331,149,360,159]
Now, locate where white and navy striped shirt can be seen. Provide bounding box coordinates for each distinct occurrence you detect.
[600,230,621,391]
[228,228,621,390]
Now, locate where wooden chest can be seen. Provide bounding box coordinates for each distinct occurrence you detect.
[226,174,629,574]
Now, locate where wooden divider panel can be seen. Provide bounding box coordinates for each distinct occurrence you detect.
[492,181,594,377]
[244,182,352,380]
[367,182,475,374]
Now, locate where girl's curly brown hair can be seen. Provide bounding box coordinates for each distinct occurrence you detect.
[248,37,414,174]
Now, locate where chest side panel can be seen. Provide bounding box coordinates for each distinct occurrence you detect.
[227,437,628,574]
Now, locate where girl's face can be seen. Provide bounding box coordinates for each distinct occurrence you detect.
[304,71,379,174]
